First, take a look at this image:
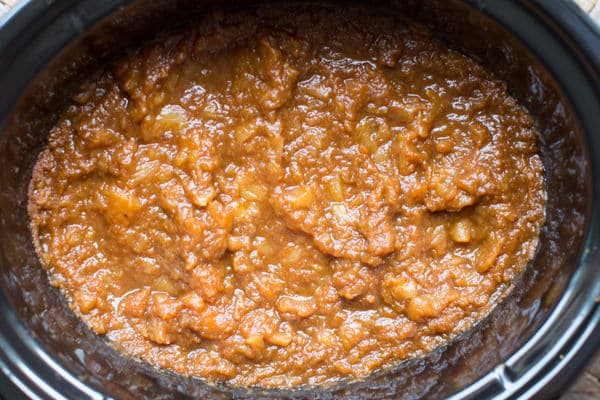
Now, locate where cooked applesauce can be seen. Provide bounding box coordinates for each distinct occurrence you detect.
[28,7,545,387]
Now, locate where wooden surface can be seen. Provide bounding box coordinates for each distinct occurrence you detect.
[0,0,599,399]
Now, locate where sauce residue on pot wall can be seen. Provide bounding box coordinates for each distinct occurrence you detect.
[28,7,545,387]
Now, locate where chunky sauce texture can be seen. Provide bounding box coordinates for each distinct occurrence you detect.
[28,8,545,387]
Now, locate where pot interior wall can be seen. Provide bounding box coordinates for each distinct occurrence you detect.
[0,1,590,399]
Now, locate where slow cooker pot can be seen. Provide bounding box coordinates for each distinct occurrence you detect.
[0,0,599,399]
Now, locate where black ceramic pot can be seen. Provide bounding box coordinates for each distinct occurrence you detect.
[0,1,599,399]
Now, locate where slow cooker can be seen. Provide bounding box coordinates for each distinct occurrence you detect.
[0,0,599,399]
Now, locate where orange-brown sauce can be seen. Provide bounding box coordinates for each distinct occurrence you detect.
[28,8,545,387]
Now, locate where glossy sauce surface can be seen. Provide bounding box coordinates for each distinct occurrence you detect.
[28,8,545,387]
